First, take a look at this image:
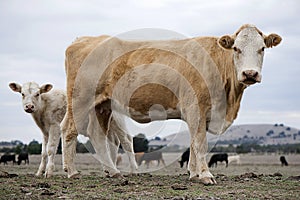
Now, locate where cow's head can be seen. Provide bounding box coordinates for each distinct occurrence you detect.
[9,82,53,113]
[218,24,282,86]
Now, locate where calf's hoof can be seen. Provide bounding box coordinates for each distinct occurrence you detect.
[68,171,80,179]
[35,171,44,177]
[44,172,53,178]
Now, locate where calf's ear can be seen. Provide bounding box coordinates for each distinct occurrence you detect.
[264,33,282,48]
[218,35,235,49]
[40,84,53,94]
[9,82,22,93]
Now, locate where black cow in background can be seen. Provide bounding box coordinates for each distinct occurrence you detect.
[18,152,29,165]
[280,156,288,166]
[0,154,16,165]
[179,148,190,168]
[208,153,228,168]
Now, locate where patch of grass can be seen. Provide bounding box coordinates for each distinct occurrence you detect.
[0,172,299,199]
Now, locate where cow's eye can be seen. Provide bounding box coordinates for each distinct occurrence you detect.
[21,93,25,97]
[233,47,241,54]
[258,47,265,54]
[35,93,40,97]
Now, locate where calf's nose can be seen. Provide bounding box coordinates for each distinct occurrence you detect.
[25,104,35,113]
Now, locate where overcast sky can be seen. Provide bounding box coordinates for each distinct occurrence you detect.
[0,0,299,144]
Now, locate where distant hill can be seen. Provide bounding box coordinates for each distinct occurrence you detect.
[149,124,300,148]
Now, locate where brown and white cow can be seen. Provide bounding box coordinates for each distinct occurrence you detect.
[9,82,66,177]
[61,24,281,184]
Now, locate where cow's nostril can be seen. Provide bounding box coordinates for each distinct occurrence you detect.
[253,71,258,77]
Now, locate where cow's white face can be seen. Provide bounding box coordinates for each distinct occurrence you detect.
[9,82,53,113]
[218,25,282,86]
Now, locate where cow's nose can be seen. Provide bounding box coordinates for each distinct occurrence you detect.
[26,105,34,109]
[242,70,258,79]
[241,70,261,85]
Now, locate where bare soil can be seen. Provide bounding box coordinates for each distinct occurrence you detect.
[0,153,299,199]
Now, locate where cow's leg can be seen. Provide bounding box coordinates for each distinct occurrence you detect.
[88,112,120,177]
[61,114,79,178]
[36,134,48,176]
[44,124,60,178]
[188,120,216,185]
[110,119,138,174]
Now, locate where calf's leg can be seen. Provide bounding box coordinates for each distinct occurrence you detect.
[36,135,48,176]
[44,124,60,178]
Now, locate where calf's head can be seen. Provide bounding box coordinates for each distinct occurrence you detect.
[218,24,282,86]
[9,82,53,113]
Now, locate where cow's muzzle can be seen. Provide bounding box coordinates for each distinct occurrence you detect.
[241,70,261,85]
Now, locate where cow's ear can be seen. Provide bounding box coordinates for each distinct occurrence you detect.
[218,35,235,49]
[40,84,53,94]
[264,33,282,48]
[9,82,22,93]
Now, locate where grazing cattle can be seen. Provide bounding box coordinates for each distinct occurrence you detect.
[228,155,241,165]
[208,153,228,168]
[135,151,166,168]
[61,24,281,184]
[179,148,190,168]
[9,82,66,177]
[0,154,16,165]
[280,156,288,166]
[17,152,29,165]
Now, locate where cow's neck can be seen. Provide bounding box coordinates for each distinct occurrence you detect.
[223,55,247,126]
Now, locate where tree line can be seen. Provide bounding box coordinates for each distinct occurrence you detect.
[211,143,300,154]
[0,133,151,155]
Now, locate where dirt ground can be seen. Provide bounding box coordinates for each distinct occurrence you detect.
[0,153,299,199]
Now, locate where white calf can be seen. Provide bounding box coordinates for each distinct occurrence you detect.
[9,82,66,178]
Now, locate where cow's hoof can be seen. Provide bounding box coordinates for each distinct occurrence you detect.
[189,175,199,182]
[111,173,123,179]
[200,177,217,185]
[189,176,217,185]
